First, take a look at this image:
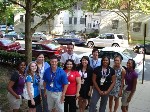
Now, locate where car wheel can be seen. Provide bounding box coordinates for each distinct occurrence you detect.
[87,41,94,48]
[112,43,119,47]
[139,48,145,54]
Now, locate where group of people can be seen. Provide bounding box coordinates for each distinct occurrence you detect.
[7,43,138,112]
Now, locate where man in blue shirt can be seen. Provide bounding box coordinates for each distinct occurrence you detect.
[43,55,68,112]
[90,48,101,69]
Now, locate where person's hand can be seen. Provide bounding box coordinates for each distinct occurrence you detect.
[103,91,109,95]
[44,91,47,98]
[60,95,65,104]
[99,90,104,95]
[88,91,92,97]
[76,93,80,100]
[15,95,20,99]
[127,96,131,102]
[118,90,122,97]
[31,99,35,105]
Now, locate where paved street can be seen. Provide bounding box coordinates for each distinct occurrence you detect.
[16,40,150,112]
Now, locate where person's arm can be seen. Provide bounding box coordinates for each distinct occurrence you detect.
[26,82,35,105]
[43,81,47,97]
[92,74,104,95]
[76,76,81,99]
[127,77,137,102]
[60,84,68,104]
[104,75,116,95]
[118,68,126,96]
[60,55,65,67]
[7,81,20,99]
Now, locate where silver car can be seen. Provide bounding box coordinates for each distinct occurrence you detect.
[32,32,47,41]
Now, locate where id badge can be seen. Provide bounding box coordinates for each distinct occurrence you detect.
[68,82,70,84]
[101,77,106,85]
[81,79,85,84]
[50,82,54,87]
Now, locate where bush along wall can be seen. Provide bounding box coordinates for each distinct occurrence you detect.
[0,50,26,65]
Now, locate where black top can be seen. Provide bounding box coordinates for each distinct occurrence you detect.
[76,66,93,99]
[93,66,115,91]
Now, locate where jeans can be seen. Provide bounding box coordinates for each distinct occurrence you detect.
[36,89,48,112]
[89,88,109,112]
[64,96,76,112]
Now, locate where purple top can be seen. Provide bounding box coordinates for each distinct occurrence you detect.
[125,69,138,91]
[10,71,25,95]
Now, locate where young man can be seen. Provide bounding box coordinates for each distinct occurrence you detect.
[89,48,101,69]
[43,55,68,112]
[60,43,80,66]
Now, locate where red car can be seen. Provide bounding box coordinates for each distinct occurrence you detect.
[0,39,21,51]
[17,40,66,59]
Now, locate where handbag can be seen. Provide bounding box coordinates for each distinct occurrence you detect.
[22,82,34,100]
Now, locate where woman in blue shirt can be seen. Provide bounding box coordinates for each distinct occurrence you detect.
[35,53,50,112]
[26,62,41,112]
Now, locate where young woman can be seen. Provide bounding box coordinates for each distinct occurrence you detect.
[63,59,81,112]
[121,59,138,112]
[35,53,50,112]
[7,61,26,112]
[109,56,126,112]
[77,56,93,112]
[26,62,41,112]
[89,56,116,112]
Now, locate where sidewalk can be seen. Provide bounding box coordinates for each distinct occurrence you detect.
[77,80,150,112]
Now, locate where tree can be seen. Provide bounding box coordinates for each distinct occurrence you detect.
[0,1,14,25]
[84,0,150,43]
[9,0,78,64]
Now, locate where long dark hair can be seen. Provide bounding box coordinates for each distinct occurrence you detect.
[63,59,76,71]
[128,59,136,69]
[78,56,91,71]
[101,56,110,67]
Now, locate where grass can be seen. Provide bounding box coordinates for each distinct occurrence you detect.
[130,40,150,45]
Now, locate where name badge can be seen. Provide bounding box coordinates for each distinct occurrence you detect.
[101,77,106,85]
[81,79,85,84]
[50,82,54,87]
[68,82,70,84]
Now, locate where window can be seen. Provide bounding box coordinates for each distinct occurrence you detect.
[20,15,24,22]
[133,22,141,32]
[80,18,85,24]
[106,34,114,39]
[69,17,72,24]
[74,3,77,10]
[74,17,77,24]
[112,20,119,29]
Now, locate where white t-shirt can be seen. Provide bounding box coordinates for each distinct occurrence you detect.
[60,52,80,64]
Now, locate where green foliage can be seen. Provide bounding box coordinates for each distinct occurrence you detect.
[0,1,14,25]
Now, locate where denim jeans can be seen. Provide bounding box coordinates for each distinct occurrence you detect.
[89,88,109,112]
[36,89,48,112]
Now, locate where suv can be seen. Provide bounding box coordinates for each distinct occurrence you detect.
[86,33,128,48]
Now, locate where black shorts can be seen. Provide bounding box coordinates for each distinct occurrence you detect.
[28,95,41,108]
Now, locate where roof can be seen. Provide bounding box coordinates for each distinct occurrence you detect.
[101,47,126,52]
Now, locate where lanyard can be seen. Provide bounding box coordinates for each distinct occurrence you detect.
[81,70,86,78]
[68,54,73,60]
[50,70,57,82]
[92,59,98,69]
[101,68,110,78]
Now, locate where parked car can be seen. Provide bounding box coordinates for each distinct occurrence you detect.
[4,31,25,40]
[0,39,21,51]
[32,32,47,41]
[0,25,14,31]
[133,43,150,54]
[54,35,86,46]
[86,33,128,48]
[17,40,66,59]
[78,47,144,73]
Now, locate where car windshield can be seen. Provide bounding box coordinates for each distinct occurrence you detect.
[117,35,124,39]
[46,43,60,50]
[123,49,137,58]
[1,39,12,45]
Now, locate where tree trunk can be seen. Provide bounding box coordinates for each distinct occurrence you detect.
[25,0,32,64]
[127,1,131,44]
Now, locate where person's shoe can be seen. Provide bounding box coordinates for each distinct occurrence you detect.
[76,106,78,109]
[85,105,89,110]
